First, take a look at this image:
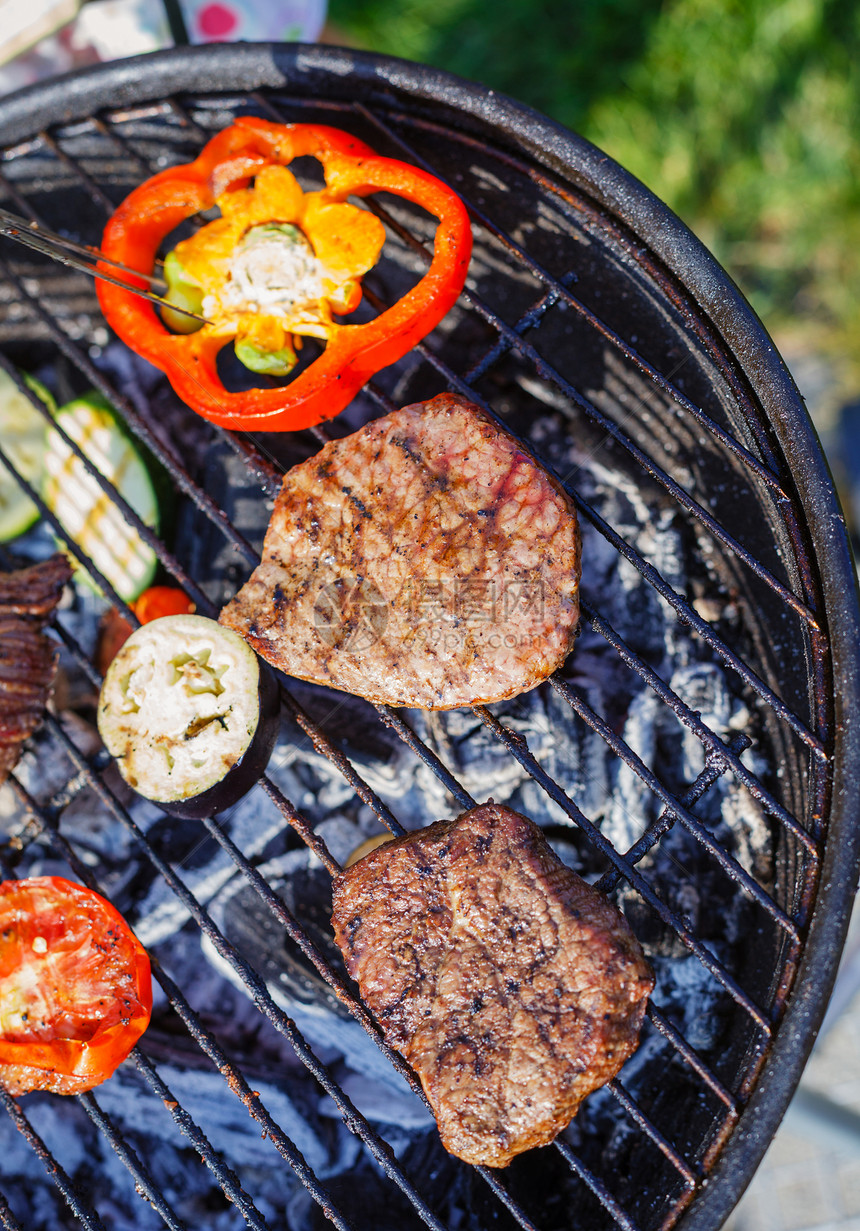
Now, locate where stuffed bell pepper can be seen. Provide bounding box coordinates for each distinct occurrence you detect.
[97,117,472,433]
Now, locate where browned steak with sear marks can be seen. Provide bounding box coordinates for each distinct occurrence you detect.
[0,554,72,783]
[331,803,654,1167]
[219,394,580,709]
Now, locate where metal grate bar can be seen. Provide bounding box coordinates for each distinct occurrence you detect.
[0,1187,24,1231]
[349,101,794,502]
[198,817,410,1074]
[579,596,823,847]
[43,716,454,1231]
[46,612,104,689]
[9,781,359,1231]
[596,733,753,895]
[361,324,824,759]
[553,1137,641,1231]
[0,1087,107,1231]
[359,182,818,632]
[130,1049,273,1231]
[223,425,289,495]
[550,676,804,931]
[0,167,43,221]
[78,1092,193,1231]
[607,1080,697,1187]
[374,704,477,812]
[165,95,216,144]
[38,130,118,215]
[277,686,406,837]
[91,114,161,178]
[468,1174,541,1231]
[645,1005,740,1111]
[257,775,343,876]
[472,704,774,1032]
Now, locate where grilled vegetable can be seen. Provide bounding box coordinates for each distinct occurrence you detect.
[0,367,53,542]
[42,392,161,602]
[96,117,472,433]
[132,585,195,624]
[98,614,279,818]
[0,876,152,1096]
[95,585,196,676]
[160,250,205,335]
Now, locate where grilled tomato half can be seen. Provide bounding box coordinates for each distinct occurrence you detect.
[0,876,152,1095]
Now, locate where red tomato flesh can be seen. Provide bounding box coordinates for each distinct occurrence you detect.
[0,876,152,1095]
[132,586,195,624]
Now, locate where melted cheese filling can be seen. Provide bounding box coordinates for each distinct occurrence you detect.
[205,225,324,322]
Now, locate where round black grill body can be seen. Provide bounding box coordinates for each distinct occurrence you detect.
[0,43,858,1231]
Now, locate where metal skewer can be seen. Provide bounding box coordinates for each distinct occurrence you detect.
[0,206,211,325]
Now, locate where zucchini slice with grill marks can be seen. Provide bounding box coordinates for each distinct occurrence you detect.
[42,392,161,602]
[0,368,53,542]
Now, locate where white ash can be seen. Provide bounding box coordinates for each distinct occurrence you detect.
[0,380,782,1227]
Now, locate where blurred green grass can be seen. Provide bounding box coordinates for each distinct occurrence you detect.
[328,0,859,382]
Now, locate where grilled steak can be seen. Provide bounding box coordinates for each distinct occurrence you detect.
[331,803,654,1167]
[219,394,580,708]
[0,554,72,619]
[0,555,71,783]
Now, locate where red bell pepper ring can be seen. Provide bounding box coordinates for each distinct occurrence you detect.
[96,117,473,433]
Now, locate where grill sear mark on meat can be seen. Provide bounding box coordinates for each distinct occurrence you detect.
[331,803,654,1167]
[219,394,581,709]
[0,555,72,783]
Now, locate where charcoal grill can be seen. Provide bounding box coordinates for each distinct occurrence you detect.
[0,41,859,1231]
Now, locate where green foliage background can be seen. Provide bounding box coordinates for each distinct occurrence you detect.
[328,0,859,376]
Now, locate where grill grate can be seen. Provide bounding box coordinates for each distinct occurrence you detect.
[0,45,854,1231]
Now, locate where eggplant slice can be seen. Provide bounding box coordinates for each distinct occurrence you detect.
[98,613,279,817]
